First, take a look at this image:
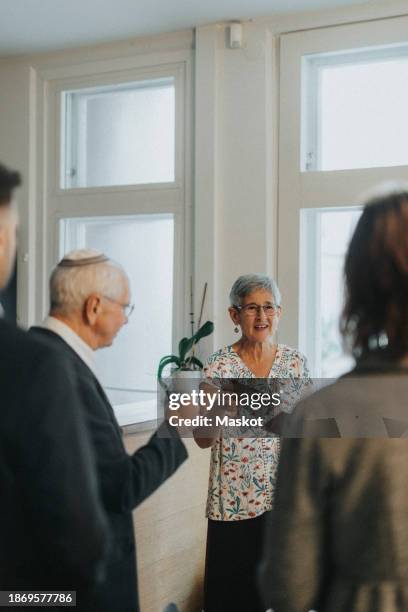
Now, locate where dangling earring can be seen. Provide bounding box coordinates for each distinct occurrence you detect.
[234,326,239,334]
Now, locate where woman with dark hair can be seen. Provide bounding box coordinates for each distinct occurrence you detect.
[259,188,408,612]
[342,189,408,362]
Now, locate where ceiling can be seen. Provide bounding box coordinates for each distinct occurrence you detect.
[1,0,373,56]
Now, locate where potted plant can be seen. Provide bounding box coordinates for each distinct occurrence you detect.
[157,281,214,385]
[157,319,214,384]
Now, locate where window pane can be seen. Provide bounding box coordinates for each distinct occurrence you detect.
[303,47,408,171]
[300,207,361,377]
[62,78,175,188]
[60,214,174,410]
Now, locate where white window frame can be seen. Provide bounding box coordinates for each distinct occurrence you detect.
[299,205,362,377]
[33,49,193,367]
[302,44,408,173]
[61,76,176,189]
[278,15,408,375]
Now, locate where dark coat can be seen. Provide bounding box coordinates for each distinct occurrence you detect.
[31,327,188,612]
[259,366,408,612]
[0,320,108,596]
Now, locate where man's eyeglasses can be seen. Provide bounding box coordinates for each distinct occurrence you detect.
[234,303,279,317]
[102,295,135,318]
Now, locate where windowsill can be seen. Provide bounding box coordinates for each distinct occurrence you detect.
[113,398,158,435]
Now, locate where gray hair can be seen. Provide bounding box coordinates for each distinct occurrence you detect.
[50,249,128,315]
[229,274,281,307]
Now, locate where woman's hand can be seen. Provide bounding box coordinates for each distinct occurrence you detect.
[193,380,237,448]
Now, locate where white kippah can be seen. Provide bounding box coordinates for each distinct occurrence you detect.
[58,249,109,268]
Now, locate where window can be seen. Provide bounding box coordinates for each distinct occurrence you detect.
[62,78,175,188]
[278,15,408,377]
[303,45,408,171]
[37,51,192,423]
[300,207,361,377]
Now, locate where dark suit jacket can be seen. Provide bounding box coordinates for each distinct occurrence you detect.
[31,327,188,612]
[0,320,108,597]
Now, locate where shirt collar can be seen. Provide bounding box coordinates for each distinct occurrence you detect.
[41,315,97,377]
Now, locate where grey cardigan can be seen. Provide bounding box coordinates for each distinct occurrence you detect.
[259,365,408,612]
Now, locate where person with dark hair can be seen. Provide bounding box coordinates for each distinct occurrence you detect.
[0,162,109,599]
[0,164,20,320]
[258,187,408,612]
[0,164,20,287]
[341,188,408,362]
[0,163,21,202]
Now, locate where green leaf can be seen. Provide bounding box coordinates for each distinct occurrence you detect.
[178,337,191,362]
[158,354,177,368]
[179,339,194,361]
[157,356,181,381]
[186,321,214,357]
[179,321,214,362]
[158,320,214,382]
[192,320,214,344]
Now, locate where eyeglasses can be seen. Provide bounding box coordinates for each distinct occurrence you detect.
[234,303,279,317]
[102,295,135,318]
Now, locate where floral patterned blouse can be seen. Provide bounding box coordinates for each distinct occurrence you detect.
[203,344,310,521]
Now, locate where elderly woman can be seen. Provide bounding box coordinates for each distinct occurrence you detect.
[193,274,310,612]
[259,188,408,612]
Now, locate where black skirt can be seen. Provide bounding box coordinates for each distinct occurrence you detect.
[204,513,267,612]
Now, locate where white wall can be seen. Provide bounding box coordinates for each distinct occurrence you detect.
[0,61,36,325]
[0,0,407,339]
[195,22,278,352]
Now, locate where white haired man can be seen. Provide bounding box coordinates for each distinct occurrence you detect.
[0,163,108,594]
[31,249,188,612]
